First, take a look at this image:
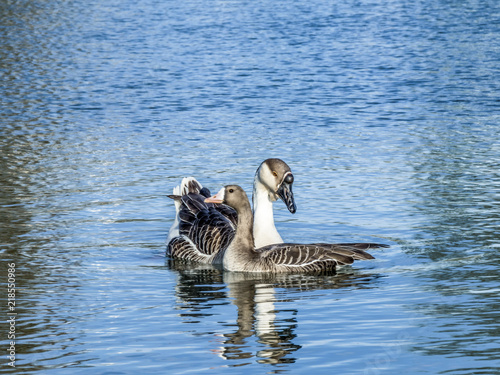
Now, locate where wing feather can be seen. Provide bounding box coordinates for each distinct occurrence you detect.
[253,242,379,273]
[167,236,212,263]
[169,189,237,261]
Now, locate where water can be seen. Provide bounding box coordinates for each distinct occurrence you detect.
[1,0,500,373]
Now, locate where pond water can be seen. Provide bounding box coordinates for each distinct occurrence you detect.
[1,0,500,374]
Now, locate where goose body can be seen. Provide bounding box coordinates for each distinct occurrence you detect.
[205,185,388,273]
[166,159,296,263]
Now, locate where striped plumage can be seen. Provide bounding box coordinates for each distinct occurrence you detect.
[205,185,388,273]
[246,243,378,273]
[167,179,236,263]
[166,159,297,263]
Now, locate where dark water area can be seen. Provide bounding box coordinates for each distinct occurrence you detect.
[1,0,500,373]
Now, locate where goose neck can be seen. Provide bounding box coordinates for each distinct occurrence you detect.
[252,180,283,248]
[223,197,255,271]
[236,198,254,246]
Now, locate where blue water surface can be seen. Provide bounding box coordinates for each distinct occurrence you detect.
[1,0,500,374]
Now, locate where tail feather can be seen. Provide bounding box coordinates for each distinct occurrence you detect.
[335,243,389,250]
[180,177,203,195]
[311,243,381,261]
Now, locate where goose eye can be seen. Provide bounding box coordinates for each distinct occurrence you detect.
[272,171,278,177]
[228,188,234,193]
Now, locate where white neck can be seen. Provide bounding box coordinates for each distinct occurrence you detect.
[252,179,283,248]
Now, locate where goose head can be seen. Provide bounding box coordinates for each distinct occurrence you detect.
[205,185,249,213]
[255,158,296,214]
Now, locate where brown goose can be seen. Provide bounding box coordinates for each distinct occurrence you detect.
[205,185,388,273]
[166,159,297,263]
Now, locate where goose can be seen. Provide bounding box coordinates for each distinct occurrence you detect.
[167,159,297,263]
[205,185,388,273]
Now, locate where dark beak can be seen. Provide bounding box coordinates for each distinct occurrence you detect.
[277,175,296,214]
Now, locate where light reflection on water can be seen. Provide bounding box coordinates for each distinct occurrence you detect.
[168,260,384,367]
[1,0,500,373]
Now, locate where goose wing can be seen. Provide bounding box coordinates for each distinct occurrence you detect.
[309,243,387,260]
[168,187,238,262]
[255,243,356,273]
[179,193,237,256]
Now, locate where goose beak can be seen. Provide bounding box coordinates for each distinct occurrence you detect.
[204,187,225,204]
[277,174,296,213]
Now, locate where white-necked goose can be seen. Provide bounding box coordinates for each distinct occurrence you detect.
[205,185,388,273]
[166,159,296,263]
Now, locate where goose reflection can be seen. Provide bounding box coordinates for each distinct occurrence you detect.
[167,259,380,365]
[215,271,302,364]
